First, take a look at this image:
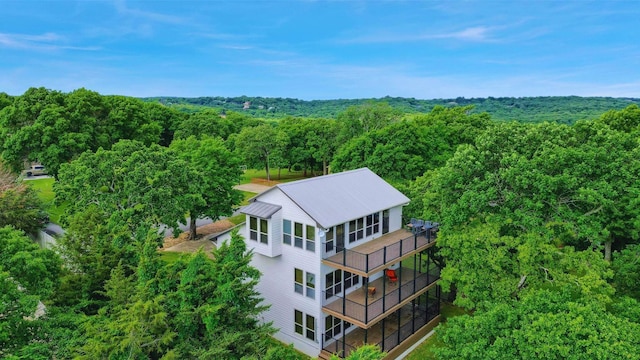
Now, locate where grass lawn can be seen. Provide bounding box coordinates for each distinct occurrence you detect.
[228,213,246,225]
[158,251,185,264]
[240,190,256,205]
[240,168,308,184]
[25,177,68,224]
[405,302,468,360]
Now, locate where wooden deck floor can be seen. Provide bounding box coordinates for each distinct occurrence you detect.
[322,267,440,326]
[322,229,435,276]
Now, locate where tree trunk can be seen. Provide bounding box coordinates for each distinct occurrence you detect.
[265,153,270,182]
[189,217,197,240]
[605,238,612,262]
[446,284,458,303]
[323,159,328,175]
[278,167,282,179]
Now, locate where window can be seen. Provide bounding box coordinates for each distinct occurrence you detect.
[306,272,315,299]
[349,218,364,243]
[295,268,303,294]
[283,219,292,245]
[324,316,352,341]
[294,222,303,248]
[325,226,334,253]
[249,216,268,244]
[325,269,359,300]
[249,216,258,241]
[294,310,315,342]
[325,315,341,341]
[306,314,316,341]
[366,212,380,236]
[306,225,315,252]
[260,219,268,244]
[295,310,303,335]
[294,268,315,299]
[383,209,390,234]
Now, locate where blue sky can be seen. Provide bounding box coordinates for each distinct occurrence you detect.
[1,1,639,100]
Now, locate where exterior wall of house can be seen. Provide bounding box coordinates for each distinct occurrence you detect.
[245,210,283,257]
[388,205,404,233]
[247,188,324,357]
[242,184,414,358]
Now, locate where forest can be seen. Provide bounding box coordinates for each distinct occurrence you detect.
[142,94,639,124]
[1,87,640,359]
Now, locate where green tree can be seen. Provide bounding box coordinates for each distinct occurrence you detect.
[422,121,640,259]
[437,222,613,310]
[336,102,401,143]
[306,118,339,175]
[612,244,640,300]
[169,136,243,239]
[144,102,187,146]
[234,124,285,181]
[330,344,385,360]
[0,226,61,357]
[55,140,203,234]
[174,109,234,140]
[434,288,640,360]
[0,162,47,235]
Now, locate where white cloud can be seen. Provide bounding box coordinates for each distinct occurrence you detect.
[0,32,100,51]
[112,0,186,25]
[341,25,498,44]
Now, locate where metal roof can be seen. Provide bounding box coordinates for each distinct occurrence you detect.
[240,201,282,219]
[273,168,409,229]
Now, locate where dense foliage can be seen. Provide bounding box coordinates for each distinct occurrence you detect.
[3,86,640,359]
[143,95,639,123]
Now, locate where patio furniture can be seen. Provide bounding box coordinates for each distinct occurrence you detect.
[386,269,398,285]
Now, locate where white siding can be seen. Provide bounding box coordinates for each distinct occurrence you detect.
[388,205,404,232]
[244,210,283,258]
[249,188,323,357]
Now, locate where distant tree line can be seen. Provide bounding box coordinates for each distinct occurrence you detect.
[142,94,639,124]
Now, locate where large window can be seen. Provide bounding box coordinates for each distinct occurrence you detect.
[349,218,364,243]
[249,216,258,241]
[366,212,380,236]
[259,219,268,244]
[306,224,315,252]
[306,314,316,341]
[325,269,359,300]
[294,268,315,299]
[295,310,303,335]
[324,316,354,342]
[249,216,268,244]
[306,272,315,299]
[294,222,303,248]
[295,268,303,294]
[294,310,316,341]
[283,219,292,245]
[325,226,334,253]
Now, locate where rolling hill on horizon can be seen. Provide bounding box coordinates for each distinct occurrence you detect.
[142,95,640,124]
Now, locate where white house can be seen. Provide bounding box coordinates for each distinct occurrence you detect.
[229,168,441,359]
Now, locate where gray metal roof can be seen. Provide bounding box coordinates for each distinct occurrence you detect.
[272,168,409,229]
[240,201,282,219]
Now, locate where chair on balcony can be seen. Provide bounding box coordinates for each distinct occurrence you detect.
[367,286,376,298]
[386,269,398,285]
[415,219,424,233]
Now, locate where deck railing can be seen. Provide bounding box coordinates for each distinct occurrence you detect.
[322,268,440,324]
[323,229,437,273]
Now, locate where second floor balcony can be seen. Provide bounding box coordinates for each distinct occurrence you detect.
[322,265,440,327]
[322,226,437,276]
